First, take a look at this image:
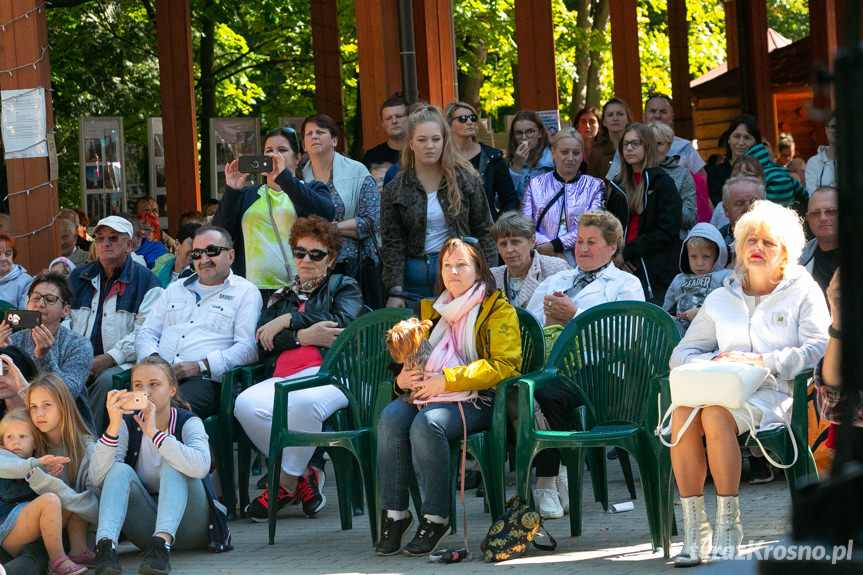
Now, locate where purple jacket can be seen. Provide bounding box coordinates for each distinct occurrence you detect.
[521,171,606,252]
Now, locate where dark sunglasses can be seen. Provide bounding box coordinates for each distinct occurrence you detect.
[454,114,478,124]
[189,245,231,260]
[292,247,329,262]
[283,126,302,154]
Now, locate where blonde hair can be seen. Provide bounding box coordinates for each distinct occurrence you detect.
[648,121,675,146]
[732,200,805,281]
[577,210,623,256]
[0,408,44,456]
[26,373,92,483]
[131,356,192,411]
[550,127,584,150]
[444,101,479,144]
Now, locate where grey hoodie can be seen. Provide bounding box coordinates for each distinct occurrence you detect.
[0,264,31,308]
[663,223,732,331]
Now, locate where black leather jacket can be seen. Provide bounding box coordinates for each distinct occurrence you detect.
[257,273,364,358]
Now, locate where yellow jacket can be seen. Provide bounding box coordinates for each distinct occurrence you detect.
[418,289,522,392]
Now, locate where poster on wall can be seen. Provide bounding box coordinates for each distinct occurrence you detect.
[536,110,561,136]
[147,117,168,228]
[79,116,126,221]
[209,117,261,200]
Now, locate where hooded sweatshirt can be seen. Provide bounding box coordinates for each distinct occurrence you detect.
[804,145,837,194]
[662,223,732,332]
[0,264,31,308]
[746,144,809,213]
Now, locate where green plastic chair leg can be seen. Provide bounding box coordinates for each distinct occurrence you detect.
[618,450,637,500]
[351,459,365,516]
[204,416,236,520]
[586,448,609,509]
[236,428,253,518]
[329,449,355,530]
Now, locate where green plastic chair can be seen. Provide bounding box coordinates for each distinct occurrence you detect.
[264,308,412,545]
[112,365,244,519]
[514,301,680,557]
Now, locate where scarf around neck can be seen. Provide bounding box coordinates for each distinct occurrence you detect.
[288,273,326,301]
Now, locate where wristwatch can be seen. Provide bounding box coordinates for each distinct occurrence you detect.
[197,359,210,378]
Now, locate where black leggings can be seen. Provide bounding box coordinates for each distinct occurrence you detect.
[534,382,583,477]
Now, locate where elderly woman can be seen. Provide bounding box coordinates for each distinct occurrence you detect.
[650,122,696,239]
[376,238,521,557]
[505,110,554,201]
[490,212,570,308]
[524,210,644,518]
[521,128,606,266]
[668,201,830,566]
[0,233,31,308]
[235,215,363,522]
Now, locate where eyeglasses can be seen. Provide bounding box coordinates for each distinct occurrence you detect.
[93,235,125,245]
[455,114,478,124]
[806,208,838,218]
[292,247,329,262]
[382,112,407,123]
[514,128,537,138]
[189,245,231,260]
[28,292,64,305]
[621,139,643,151]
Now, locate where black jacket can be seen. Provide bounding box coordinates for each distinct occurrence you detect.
[476,144,519,221]
[606,167,682,302]
[257,273,364,359]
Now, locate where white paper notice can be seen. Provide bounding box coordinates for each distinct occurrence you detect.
[2,88,48,159]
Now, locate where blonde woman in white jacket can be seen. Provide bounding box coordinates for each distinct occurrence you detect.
[667,200,830,566]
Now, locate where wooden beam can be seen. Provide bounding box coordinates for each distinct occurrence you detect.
[667,0,694,139]
[609,0,642,120]
[155,0,200,236]
[738,0,775,147]
[809,0,837,133]
[513,0,559,112]
[355,0,402,152]
[310,0,346,152]
[412,0,456,108]
[0,0,59,272]
[724,0,739,69]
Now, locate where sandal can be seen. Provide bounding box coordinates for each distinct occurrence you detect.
[68,548,96,567]
[48,555,88,575]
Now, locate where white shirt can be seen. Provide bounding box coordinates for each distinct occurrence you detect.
[135,271,262,381]
[424,191,449,254]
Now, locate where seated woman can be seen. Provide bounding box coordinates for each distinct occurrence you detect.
[91,357,212,575]
[524,211,644,518]
[668,200,829,566]
[375,237,521,557]
[235,215,363,521]
[0,232,32,308]
[490,211,570,309]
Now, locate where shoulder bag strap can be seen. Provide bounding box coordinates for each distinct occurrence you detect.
[535,183,566,231]
[265,187,293,278]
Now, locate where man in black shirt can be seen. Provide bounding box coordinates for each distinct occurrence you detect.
[800,186,839,296]
[361,95,407,183]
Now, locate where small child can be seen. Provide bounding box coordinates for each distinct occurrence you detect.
[663,223,732,335]
[0,409,91,575]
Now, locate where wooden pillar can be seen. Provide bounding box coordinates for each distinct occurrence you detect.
[667,0,694,139]
[609,0,642,120]
[724,0,739,69]
[310,0,346,152]
[738,0,775,146]
[412,0,457,108]
[513,0,559,112]
[810,0,837,132]
[355,0,402,152]
[0,0,58,272]
[155,0,200,236]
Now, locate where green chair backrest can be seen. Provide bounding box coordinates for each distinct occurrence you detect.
[0,299,14,314]
[547,301,680,427]
[514,307,544,375]
[320,308,412,428]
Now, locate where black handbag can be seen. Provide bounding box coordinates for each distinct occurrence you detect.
[353,215,386,309]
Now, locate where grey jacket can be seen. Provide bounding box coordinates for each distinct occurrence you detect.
[0,265,31,308]
[658,155,697,239]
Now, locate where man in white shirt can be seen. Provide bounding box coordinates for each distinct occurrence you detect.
[136,225,262,418]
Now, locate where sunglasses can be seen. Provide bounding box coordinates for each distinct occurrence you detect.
[189,245,231,260]
[455,114,478,124]
[292,247,329,262]
[283,126,302,154]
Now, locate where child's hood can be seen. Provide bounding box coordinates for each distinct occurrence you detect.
[679,222,728,274]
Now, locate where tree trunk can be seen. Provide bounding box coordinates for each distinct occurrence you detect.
[569,0,591,120]
[586,0,610,108]
[458,40,487,111]
[199,0,216,201]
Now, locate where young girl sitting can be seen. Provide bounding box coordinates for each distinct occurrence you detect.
[0,409,90,575]
[91,356,213,575]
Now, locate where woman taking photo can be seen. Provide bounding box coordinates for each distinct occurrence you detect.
[445,102,518,221]
[607,123,682,304]
[574,106,601,163]
[235,215,363,521]
[302,114,381,281]
[214,127,335,293]
[381,105,497,306]
[705,115,761,207]
[587,98,632,180]
[668,201,829,565]
[0,233,31,308]
[504,110,554,201]
[375,237,521,556]
[521,128,606,266]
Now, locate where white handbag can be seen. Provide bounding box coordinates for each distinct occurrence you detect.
[654,360,798,469]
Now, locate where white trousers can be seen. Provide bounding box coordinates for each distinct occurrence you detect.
[234,367,348,476]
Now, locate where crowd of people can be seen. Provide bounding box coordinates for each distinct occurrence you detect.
[0,91,851,573]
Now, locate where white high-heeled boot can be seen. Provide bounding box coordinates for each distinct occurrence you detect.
[674,495,712,567]
[709,495,743,561]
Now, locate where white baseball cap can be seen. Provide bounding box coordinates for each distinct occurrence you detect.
[94,215,134,238]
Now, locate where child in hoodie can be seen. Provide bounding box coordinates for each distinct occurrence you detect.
[663,223,732,335]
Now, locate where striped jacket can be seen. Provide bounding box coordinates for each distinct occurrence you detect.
[746,144,808,213]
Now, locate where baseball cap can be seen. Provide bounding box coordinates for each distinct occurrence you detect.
[94,215,134,238]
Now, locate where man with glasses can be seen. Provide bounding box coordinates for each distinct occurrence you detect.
[68,215,163,432]
[136,226,261,418]
[799,186,839,296]
[361,95,408,180]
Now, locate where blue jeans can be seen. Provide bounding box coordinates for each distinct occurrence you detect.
[95,462,209,551]
[403,254,439,300]
[377,395,493,518]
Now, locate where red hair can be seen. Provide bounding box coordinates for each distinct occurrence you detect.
[0,231,16,258]
[138,212,161,242]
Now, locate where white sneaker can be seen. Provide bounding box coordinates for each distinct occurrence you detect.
[533,488,564,519]
[555,469,569,514]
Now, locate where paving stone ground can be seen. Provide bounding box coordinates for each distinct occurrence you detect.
[113,460,794,575]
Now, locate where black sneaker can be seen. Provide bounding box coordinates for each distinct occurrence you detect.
[138,536,170,575]
[748,455,775,484]
[95,538,122,575]
[245,483,297,522]
[375,510,414,556]
[298,466,327,517]
[403,516,450,556]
